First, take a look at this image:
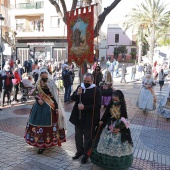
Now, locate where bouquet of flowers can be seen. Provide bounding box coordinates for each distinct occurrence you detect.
[108,117,130,133]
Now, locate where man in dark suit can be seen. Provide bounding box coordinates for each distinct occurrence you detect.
[1,64,14,107]
[69,73,101,164]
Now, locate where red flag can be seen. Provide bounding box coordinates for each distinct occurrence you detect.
[66,5,94,67]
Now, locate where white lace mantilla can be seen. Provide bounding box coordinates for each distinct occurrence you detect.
[97,126,133,157]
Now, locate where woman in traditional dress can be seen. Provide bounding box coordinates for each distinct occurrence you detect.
[24,68,66,154]
[90,90,133,170]
[136,73,156,113]
[158,83,170,120]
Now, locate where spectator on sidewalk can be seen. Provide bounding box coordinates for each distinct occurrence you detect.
[62,64,73,103]
[137,63,143,80]
[18,64,24,79]
[9,57,14,71]
[23,60,31,73]
[114,60,119,76]
[106,59,111,69]
[120,64,127,83]
[163,65,169,81]
[12,68,21,102]
[1,64,14,107]
[92,65,103,88]
[15,58,20,67]
[108,60,115,78]
[158,69,165,91]
[32,65,39,84]
[131,65,136,81]
[70,73,101,164]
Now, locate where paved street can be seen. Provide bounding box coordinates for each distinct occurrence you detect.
[0,68,170,170]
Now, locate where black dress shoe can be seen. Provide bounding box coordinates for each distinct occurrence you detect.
[81,155,88,164]
[72,152,83,160]
[38,148,45,154]
[0,108,2,111]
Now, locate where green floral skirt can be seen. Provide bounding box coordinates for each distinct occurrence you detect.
[91,148,133,170]
[90,128,133,170]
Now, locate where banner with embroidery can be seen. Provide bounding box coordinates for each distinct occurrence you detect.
[66,5,94,67]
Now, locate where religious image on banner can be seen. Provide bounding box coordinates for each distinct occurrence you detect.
[66,6,94,67]
[72,19,88,50]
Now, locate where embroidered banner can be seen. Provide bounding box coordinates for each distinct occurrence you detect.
[66,5,94,67]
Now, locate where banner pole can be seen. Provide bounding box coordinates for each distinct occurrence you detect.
[79,66,82,119]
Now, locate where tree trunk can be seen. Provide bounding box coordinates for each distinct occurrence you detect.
[149,25,155,66]
[49,0,122,38]
[138,42,142,64]
[94,0,121,38]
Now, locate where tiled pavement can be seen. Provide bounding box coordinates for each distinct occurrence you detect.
[0,78,170,170]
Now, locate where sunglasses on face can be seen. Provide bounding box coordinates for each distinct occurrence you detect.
[41,72,47,74]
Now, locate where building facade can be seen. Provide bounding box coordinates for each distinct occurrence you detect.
[10,0,67,65]
[10,0,102,65]
[0,0,13,61]
[99,24,137,62]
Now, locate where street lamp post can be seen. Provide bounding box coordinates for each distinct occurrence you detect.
[0,14,4,69]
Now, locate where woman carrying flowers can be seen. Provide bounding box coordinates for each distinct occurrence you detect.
[90,90,133,170]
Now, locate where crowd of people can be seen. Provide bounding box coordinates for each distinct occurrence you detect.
[0,56,170,169]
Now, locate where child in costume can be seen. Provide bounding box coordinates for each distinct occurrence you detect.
[90,90,133,170]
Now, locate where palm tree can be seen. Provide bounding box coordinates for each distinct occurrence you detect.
[124,0,170,65]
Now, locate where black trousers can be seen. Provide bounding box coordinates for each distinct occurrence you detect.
[13,84,19,101]
[75,125,92,156]
[1,86,12,105]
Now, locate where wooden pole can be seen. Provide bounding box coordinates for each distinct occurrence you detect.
[79,66,82,119]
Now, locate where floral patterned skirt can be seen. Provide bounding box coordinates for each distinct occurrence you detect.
[136,87,156,111]
[90,127,133,170]
[24,102,66,148]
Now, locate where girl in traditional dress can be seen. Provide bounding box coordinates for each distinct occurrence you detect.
[158,83,170,120]
[24,68,66,154]
[90,90,133,170]
[136,73,156,113]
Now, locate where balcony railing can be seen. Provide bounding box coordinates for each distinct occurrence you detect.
[16,1,44,9]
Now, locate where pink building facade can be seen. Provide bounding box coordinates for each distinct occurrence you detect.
[106,24,137,61]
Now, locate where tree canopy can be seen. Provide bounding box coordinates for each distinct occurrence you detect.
[124,0,170,64]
